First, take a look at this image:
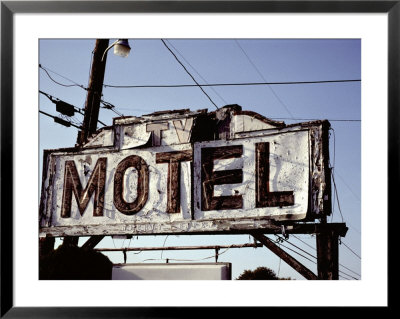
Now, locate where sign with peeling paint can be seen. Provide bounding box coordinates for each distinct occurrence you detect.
[39,105,331,237]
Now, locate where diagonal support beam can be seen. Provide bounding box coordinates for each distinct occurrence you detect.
[251,232,318,280]
[81,235,105,251]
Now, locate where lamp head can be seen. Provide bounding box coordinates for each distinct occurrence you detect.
[113,39,131,58]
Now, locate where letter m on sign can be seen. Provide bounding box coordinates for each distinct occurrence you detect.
[61,158,107,218]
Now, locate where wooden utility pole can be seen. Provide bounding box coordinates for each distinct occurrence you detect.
[250,222,347,280]
[77,39,110,145]
[316,225,340,280]
[60,39,110,249]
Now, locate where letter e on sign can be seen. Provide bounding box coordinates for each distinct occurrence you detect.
[201,145,243,211]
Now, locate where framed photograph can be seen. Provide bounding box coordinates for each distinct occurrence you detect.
[1,0,395,316]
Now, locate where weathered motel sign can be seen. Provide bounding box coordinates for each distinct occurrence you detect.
[39,105,331,237]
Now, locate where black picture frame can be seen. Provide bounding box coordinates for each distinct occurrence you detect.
[1,1,395,317]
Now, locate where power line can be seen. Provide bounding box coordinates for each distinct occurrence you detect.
[103,79,361,89]
[160,235,169,260]
[275,235,316,260]
[39,110,82,129]
[41,63,361,90]
[272,117,360,122]
[39,90,57,103]
[100,100,125,117]
[161,39,219,109]
[165,40,229,105]
[334,169,361,202]
[330,128,337,220]
[341,241,361,259]
[339,262,361,277]
[234,39,294,118]
[40,90,107,128]
[291,234,316,251]
[339,270,359,280]
[272,239,317,264]
[331,171,345,223]
[39,90,84,116]
[291,235,361,278]
[276,239,359,279]
[39,64,86,89]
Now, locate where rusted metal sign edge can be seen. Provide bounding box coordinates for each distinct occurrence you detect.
[113,108,207,126]
[39,221,347,238]
[39,217,278,237]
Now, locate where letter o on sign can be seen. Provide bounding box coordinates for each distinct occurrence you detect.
[114,155,149,215]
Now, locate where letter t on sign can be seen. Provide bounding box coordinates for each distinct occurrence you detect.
[156,150,193,214]
[146,123,169,146]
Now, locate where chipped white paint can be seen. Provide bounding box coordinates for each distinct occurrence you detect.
[40,107,330,237]
[193,130,309,221]
[83,128,114,148]
[118,122,151,149]
[233,114,277,133]
[41,143,192,229]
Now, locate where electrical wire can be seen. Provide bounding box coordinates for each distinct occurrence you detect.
[39,64,86,89]
[139,244,240,264]
[272,117,360,122]
[273,239,317,264]
[330,128,337,220]
[339,270,359,280]
[41,63,361,91]
[103,79,361,89]
[165,40,229,105]
[275,235,317,260]
[277,242,282,277]
[341,241,361,259]
[39,90,85,116]
[234,39,294,118]
[39,110,81,129]
[161,39,219,110]
[328,140,362,237]
[331,171,345,223]
[160,235,169,260]
[334,169,361,202]
[292,234,315,251]
[39,90,57,102]
[291,234,361,278]
[40,90,107,128]
[339,263,361,277]
[100,100,125,117]
[276,240,359,279]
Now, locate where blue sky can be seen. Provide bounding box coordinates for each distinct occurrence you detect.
[39,38,361,280]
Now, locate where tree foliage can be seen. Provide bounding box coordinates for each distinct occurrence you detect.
[39,244,113,280]
[236,266,292,280]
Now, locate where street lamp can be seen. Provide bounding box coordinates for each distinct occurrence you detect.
[102,39,131,61]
